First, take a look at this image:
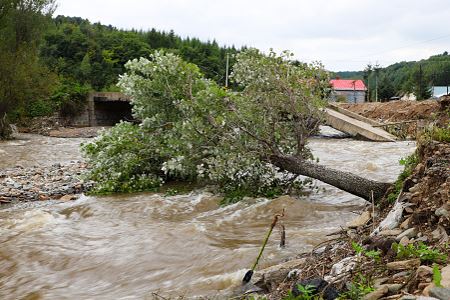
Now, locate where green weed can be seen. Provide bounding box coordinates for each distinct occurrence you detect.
[392,242,447,263]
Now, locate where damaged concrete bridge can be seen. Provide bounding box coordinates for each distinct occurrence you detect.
[325,104,397,142]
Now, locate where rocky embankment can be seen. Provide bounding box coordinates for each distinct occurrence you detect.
[244,140,449,300]
[0,161,92,204]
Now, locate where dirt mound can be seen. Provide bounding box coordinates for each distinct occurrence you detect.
[339,100,440,123]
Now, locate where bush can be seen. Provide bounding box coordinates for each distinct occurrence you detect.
[27,99,57,117]
[51,79,90,118]
[386,152,418,202]
[81,122,164,194]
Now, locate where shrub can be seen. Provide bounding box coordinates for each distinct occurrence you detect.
[51,79,90,118]
[392,242,447,263]
[81,122,163,194]
[386,152,418,202]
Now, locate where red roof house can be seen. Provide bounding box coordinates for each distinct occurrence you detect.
[330,79,367,103]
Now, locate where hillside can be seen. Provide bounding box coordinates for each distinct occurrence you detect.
[334,53,450,101]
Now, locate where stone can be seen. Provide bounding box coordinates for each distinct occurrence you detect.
[240,282,264,295]
[386,283,403,293]
[380,229,403,236]
[373,277,389,288]
[431,226,449,242]
[253,258,306,292]
[429,287,450,300]
[400,236,411,246]
[324,256,359,283]
[416,297,440,300]
[435,207,449,219]
[60,194,77,201]
[291,278,339,300]
[39,194,49,201]
[416,236,429,243]
[396,228,418,241]
[362,285,388,300]
[393,271,411,279]
[423,283,436,296]
[287,269,301,279]
[416,266,433,278]
[409,184,421,193]
[399,296,416,300]
[347,211,371,228]
[386,259,421,271]
[440,265,450,288]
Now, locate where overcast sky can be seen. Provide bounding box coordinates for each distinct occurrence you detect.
[55,0,450,71]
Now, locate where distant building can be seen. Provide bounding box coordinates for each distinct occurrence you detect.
[330,79,367,103]
[432,86,450,98]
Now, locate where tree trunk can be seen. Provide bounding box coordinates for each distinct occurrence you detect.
[270,154,392,202]
[0,112,12,140]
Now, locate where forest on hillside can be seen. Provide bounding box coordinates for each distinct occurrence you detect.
[335,52,450,101]
[0,2,241,138]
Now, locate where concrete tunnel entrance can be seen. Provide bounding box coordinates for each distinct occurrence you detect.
[93,100,133,126]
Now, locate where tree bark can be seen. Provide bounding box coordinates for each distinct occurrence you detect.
[270,154,392,201]
[0,112,12,140]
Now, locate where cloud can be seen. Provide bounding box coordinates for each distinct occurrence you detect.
[55,0,450,71]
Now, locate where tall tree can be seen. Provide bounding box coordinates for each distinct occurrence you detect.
[0,0,56,139]
[83,50,391,202]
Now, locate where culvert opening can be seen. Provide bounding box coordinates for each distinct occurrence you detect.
[93,100,133,126]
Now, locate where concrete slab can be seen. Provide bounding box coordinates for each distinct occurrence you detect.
[324,108,397,142]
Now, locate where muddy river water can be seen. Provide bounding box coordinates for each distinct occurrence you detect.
[0,130,416,299]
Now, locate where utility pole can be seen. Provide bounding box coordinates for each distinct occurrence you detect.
[375,73,378,102]
[374,64,381,102]
[225,53,230,88]
[419,64,423,100]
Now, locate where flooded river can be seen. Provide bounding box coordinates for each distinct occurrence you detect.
[0,130,416,299]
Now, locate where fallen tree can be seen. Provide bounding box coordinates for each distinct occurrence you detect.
[83,49,392,201]
[270,155,391,201]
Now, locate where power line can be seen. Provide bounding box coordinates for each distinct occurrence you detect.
[357,34,450,59]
